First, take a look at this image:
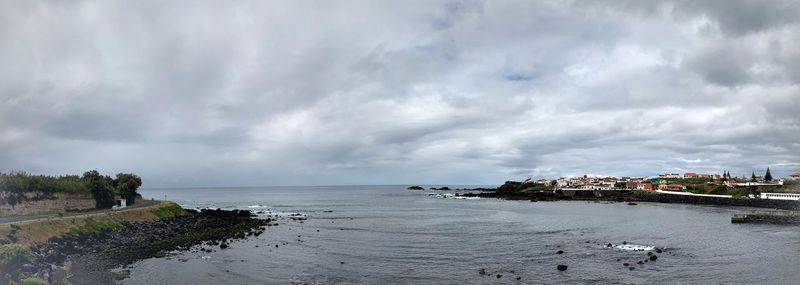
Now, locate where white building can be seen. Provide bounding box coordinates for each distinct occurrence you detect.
[760,193,800,201]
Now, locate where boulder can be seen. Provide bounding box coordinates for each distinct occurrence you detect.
[110,269,131,280]
[557,265,568,271]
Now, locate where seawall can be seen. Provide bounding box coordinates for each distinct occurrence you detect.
[479,189,800,210]
[629,192,800,210]
[731,210,800,224]
[0,191,96,216]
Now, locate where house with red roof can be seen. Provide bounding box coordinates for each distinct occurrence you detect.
[790,172,800,180]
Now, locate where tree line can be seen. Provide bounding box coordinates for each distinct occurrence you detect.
[0,170,142,209]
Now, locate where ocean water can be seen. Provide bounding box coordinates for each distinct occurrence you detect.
[130,186,800,284]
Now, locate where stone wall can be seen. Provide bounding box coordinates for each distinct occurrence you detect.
[556,190,800,210]
[630,192,800,210]
[732,211,800,224]
[0,191,96,216]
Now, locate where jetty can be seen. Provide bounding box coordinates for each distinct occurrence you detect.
[731,210,800,224]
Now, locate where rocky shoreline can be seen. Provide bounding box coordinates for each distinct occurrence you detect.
[21,208,273,284]
[453,181,800,211]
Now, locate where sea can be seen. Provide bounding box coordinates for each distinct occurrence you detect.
[129,185,800,284]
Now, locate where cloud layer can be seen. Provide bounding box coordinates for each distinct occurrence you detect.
[1,0,798,187]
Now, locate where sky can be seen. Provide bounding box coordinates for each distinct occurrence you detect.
[1,0,799,187]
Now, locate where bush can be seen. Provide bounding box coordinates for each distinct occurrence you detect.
[0,244,32,280]
[0,171,88,194]
[1,170,143,210]
[66,218,123,236]
[21,277,48,285]
[152,203,187,220]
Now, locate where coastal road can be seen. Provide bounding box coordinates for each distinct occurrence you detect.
[0,199,161,225]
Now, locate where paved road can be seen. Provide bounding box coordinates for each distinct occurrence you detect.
[0,199,161,225]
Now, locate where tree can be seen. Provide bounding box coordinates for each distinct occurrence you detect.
[764,167,773,182]
[751,171,757,182]
[83,170,114,209]
[115,173,142,205]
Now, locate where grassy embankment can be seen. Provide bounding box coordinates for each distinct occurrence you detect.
[0,202,185,282]
[0,201,185,249]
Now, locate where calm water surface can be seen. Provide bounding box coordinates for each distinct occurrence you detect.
[130,186,800,284]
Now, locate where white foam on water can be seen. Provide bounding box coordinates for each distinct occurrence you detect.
[612,244,655,251]
[452,196,480,200]
[247,205,268,209]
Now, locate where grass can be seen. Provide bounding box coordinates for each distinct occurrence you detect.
[65,218,123,236]
[21,277,47,285]
[152,202,187,220]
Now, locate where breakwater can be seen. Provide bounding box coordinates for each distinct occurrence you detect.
[731,210,800,224]
[473,189,800,210]
[628,192,800,210]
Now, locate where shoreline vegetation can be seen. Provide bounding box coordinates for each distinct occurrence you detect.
[0,171,143,212]
[0,172,276,284]
[0,202,274,284]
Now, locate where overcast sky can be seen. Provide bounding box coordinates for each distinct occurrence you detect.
[1,1,799,187]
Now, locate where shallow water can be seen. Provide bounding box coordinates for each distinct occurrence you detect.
[130,186,800,284]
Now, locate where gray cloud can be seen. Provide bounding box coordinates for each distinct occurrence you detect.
[0,0,798,187]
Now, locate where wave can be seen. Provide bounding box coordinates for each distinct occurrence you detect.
[612,244,655,251]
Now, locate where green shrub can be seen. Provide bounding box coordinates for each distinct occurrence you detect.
[152,203,186,220]
[0,244,32,280]
[21,277,48,285]
[66,218,123,236]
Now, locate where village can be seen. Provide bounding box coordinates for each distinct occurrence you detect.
[526,169,800,200]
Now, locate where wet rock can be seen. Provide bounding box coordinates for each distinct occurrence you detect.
[637,261,644,265]
[479,268,486,275]
[606,243,613,247]
[655,248,663,253]
[496,274,502,279]
[629,267,635,270]
[627,202,637,205]
[557,265,568,271]
[110,269,130,280]
[622,241,627,245]
[649,255,658,261]
[623,263,629,266]
[557,250,564,254]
